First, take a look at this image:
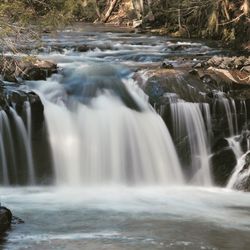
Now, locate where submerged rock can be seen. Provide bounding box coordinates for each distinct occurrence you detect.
[0,206,12,234]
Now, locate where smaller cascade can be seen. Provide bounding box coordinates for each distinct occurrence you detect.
[170,101,212,186]
[24,101,32,145]
[240,100,247,126]
[213,92,238,136]
[9,107,35,185]
[227,151,250,191]
[0,110,17,184]
[226,136,243,160]
[0,112,9,185]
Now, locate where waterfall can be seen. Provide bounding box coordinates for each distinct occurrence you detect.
[24,101,32,146]
[213,93,238,136]
[170,102,212,186]
[9,107,35,184]
[226,136,243,160]
[227,151,250,191]
[0,112,9,185]
[31,64,184,186]
[0,107,35,185]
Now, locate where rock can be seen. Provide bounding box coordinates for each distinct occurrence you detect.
[188,69,198,75]
[0,56,57,82]
[207,56,224,68]
[243,65,250,73]
[205,56,250,70]
[193,62,203,68]
[133,20,142,28]
[19,59,57,81]
[12,216,24,224]
[161,61,174,69]
[0,206,12,234]
[77,45,91,52]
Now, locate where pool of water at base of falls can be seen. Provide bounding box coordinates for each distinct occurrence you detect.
[1,186,250,250]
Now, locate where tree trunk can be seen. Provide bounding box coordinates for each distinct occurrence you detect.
[101,0,119,22]
[132,0,144,19]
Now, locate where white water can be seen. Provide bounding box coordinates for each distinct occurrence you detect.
[9,108,35,184]
[30,66,184,186]
[226,136,243,159]
[2,186,250,250]
[227,151,250,189]
[0,112,9,185]
[170,102,212,186]
[214,93,238,136]
[0,111,17,183]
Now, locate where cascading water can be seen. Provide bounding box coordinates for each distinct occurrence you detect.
[170,101,212,186]
[227,151,250,191]
[0,112,9,185]
[213,92,238,136]
[0,105,35,185]
[30,64,184,186]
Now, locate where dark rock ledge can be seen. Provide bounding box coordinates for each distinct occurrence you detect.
[0,206,24,235]
[0,206,12,235]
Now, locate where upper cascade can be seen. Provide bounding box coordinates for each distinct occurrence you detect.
[31,63,185,186]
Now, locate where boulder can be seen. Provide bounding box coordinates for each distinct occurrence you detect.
[243,65,250,73]
[205,56,250,70]
[0,206,12,234]
[76,45,91,52]
[0,56,57,82]
[161,61,174,69]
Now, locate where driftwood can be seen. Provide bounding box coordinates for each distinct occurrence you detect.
[101,0,119,23]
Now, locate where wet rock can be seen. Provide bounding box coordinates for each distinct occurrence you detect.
[161,61,174,69]
[205,56,250,70]
[77,45,91,52]
[12,216,25,224]
[193,62,203,68]
[0,56,57,82]
[188,69,198,75]
[243,66,250,73]
[211,147,237,186]
[0,206,12,234]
